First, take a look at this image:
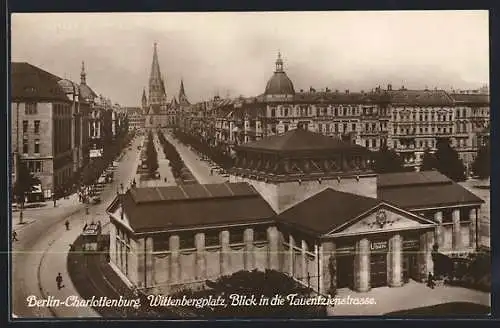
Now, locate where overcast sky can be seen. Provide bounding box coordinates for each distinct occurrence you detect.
[11,11,489,106]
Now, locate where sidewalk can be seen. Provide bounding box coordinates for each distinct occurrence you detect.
[38,221,100,318]
[163,131,227,184]
[12,194,84,232]
[37,136,144,318]
[328,280,490,316]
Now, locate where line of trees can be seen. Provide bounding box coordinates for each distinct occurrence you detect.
[145,131,159,177]
[157,130,184,179]
[372,144,410,174]
[173,129,234,169]
[420,138,466,182]
[81,130,136,188]
[373,138,476,182]
[471,144,490,179]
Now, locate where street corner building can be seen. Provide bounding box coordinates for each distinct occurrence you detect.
[10,61,129,200]
[106,129,484,295]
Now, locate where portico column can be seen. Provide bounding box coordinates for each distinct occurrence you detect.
[169,235,180,284]
[418,231,434,280]
[434,211,444,248]
[469,208,478,249]
[137,237,145,288]
[267,226,279,270]
[320,241,336,295]
[388,234,403,287]
[244,228,255,271]
[220,230,230,276]
[145,236,154,288]
[289,235,295,276]
[195,232,206,280]
[301,240,308,285]
[109,223,117,265]
[452,209,462,250]
[354,238,370,292]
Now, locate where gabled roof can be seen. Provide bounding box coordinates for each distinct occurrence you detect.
[236,127,369,153]
[107,183,276,232]
[11,62,68,102]
[378,171,484,210]
[277,188,381,235]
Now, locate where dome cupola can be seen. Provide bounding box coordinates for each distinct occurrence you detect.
[264,52,295,96]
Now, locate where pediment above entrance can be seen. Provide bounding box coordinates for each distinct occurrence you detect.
[326,203,436,237]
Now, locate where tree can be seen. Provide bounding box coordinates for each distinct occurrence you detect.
[373,144,406,173]
[472,144,490,179]
[420,147,437,171]
[146,131,158,177]
[13,155,41,224]
[434,138,466,182]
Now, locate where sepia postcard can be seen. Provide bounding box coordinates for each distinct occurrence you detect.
[9,11,491,319]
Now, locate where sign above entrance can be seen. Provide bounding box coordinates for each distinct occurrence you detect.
[370,240,388,251]
[403,239,420,250]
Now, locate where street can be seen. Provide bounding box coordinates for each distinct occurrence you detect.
[11,134,144,318]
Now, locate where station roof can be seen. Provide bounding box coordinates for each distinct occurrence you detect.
[109,183,276,232]
[377,171,484,210]
[236,127,369,154]
[277,188,382,235]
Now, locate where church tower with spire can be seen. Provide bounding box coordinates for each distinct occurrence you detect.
[142,43,172,129]
[178,79,190,107]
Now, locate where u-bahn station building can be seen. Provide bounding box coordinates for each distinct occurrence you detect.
[107,128,483,294]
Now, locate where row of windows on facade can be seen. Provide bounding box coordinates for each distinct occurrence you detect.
[394,127,458,135]
[151,228,270,252]
[269,106,389,118]
[22,137,40,154]
[22,120,41,134]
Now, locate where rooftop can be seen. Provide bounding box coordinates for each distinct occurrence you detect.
[277,188,381,235]
[110,183,276,232]
[236,127,369,153]
[378,171,484,210]
[129,182,257,203]
[388,89,455,106]
[11,62,68,102]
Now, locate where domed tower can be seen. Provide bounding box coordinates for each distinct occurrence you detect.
[264,52,295,99]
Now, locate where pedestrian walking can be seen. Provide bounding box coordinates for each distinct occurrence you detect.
[12,230,18,242]
[65,220,70,231]
[56,273,64,290]
[427,272,435,289]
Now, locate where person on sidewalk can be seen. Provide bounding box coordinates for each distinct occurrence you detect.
[56,273,65,290]
[65,220,70,231]
[427,272,435,289]
[12,230,18,242]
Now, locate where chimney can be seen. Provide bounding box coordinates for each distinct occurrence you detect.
[387,84,392,91]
